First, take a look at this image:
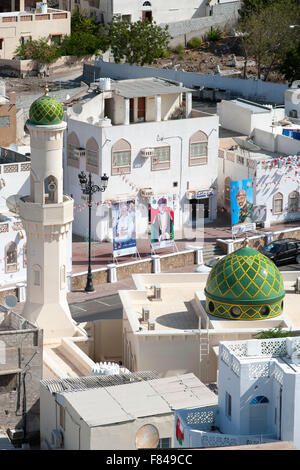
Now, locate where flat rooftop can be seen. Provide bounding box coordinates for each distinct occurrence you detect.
[122,273,300,334]
[231,98,271,114]
[52,373,217,427]
[113,77,192,98]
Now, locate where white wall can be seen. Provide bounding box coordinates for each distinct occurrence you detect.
[217,100,272,135]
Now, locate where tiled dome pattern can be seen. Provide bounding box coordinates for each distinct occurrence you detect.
[204,247,285,320]
[29,95,64,126]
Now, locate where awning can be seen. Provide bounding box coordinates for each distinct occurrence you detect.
[186,188,214,200]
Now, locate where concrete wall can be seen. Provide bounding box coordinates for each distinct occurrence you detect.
[0,315,43,441]
[217,100,272,135]
[96,60,289,105]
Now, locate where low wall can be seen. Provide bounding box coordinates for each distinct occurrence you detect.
[217,226,300,253]
[0,55,94,78]
[96,60,288,105]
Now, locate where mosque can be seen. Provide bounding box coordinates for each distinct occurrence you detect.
[12,89,299,386]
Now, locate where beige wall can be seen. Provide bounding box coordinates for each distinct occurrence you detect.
[0,10,70,60]
[90,414,174,450]
[85,319,123,362]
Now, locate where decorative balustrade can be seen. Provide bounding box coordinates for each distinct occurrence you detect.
[0,11,68,24]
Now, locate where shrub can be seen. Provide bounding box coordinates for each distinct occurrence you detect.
[206,27,222,42]
[187,37,203,49]
[173,44,184,55]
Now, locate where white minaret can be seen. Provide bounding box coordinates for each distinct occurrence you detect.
[18,89,76,340]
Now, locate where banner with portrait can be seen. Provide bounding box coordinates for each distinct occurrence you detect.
[230,178,256,235]
[112,199,137,257]
[150,194,174,249]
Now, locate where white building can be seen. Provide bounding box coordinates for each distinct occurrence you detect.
[40,372,217,450]
[0,1,70,61]
[58,0,237,24]
[64,77,219,243]
[174,336,300,450]
[217,98,300,227]
[285,86,300,120]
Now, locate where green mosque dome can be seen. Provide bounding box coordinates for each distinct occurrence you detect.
[29,92,64,126]
[204,246,285,320]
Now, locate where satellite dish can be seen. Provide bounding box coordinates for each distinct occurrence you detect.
[233,137,261,151]
[135,424,159,449]
[72,103,83,115]
[291,80,300,89]
[6,195,20,214]
[3,294,18,311]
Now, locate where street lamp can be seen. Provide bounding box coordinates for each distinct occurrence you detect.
[78,171,109,292]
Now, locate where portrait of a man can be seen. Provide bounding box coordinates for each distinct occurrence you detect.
[151,197,174,244]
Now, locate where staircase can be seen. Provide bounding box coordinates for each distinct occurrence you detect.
[202,244,225,264]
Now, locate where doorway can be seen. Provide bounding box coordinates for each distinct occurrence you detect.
[142,10,152,22]
[137,97,146,122]
[190,198,209,229]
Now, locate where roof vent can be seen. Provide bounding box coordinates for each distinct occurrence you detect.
[142,306,150,322]
[153,285,161,300]
[148,320,155,330]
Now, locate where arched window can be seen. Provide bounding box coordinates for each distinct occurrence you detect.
[288,191,299,213]
[44,175,58,203]
[111,139,131,175]
[224,176,231,209]
[143,1,152,6]
[250,396,269,404]
[67,132,80,169]
[6,242,17,273]
[86,137,99,174]
[273,192,283,214]
[189,130,208,166]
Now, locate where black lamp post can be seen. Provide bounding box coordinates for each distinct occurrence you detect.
[78,171,109,292]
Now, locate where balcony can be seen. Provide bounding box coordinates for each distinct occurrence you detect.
[0,8,68,24]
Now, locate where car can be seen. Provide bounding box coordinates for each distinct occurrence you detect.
[195,255,225,273]
[262,238,300,266]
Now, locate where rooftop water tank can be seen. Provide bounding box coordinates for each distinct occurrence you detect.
[98,78,111,91]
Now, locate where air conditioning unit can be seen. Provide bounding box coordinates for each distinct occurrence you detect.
[142,306,150,322]
[73,148,86,158]
[141,148,154,158]
[148,320,155,330]
[51,429,63,449]
[153,285,161,300]
[140,188,154,197]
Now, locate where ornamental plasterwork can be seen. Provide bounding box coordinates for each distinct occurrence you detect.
[186,409,215,425]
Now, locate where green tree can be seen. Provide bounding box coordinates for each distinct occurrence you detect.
[240,0,300,80]
[107,17,171,65]
[71,8,99,35]
[280,43,300,82]
[239,0,279,22]
[15,38,62,65]
[61,32,108,57]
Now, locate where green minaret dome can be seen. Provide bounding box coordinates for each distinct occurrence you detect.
[29,90,64,126]
[204,246,285,320]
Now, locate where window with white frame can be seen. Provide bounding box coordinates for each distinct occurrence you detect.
[273,192,283,214]
[112,139,131,175]
[189,130,208,166]
[151,146,170,171]
[5,242,17,273]
[288,191,299,213]
[157,438,171,448]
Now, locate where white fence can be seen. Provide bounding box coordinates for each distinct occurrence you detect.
[95,59,289,104]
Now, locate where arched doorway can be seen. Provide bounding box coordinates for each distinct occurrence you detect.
[142,1,152,22]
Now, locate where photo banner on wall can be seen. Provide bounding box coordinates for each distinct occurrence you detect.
[150,194,174,249]
[112,199,137,257]
[230,178,256,236]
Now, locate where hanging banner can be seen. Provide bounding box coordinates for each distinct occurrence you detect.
[230,178,256,236]
[112,199,136,257]
[150,194,174,249]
